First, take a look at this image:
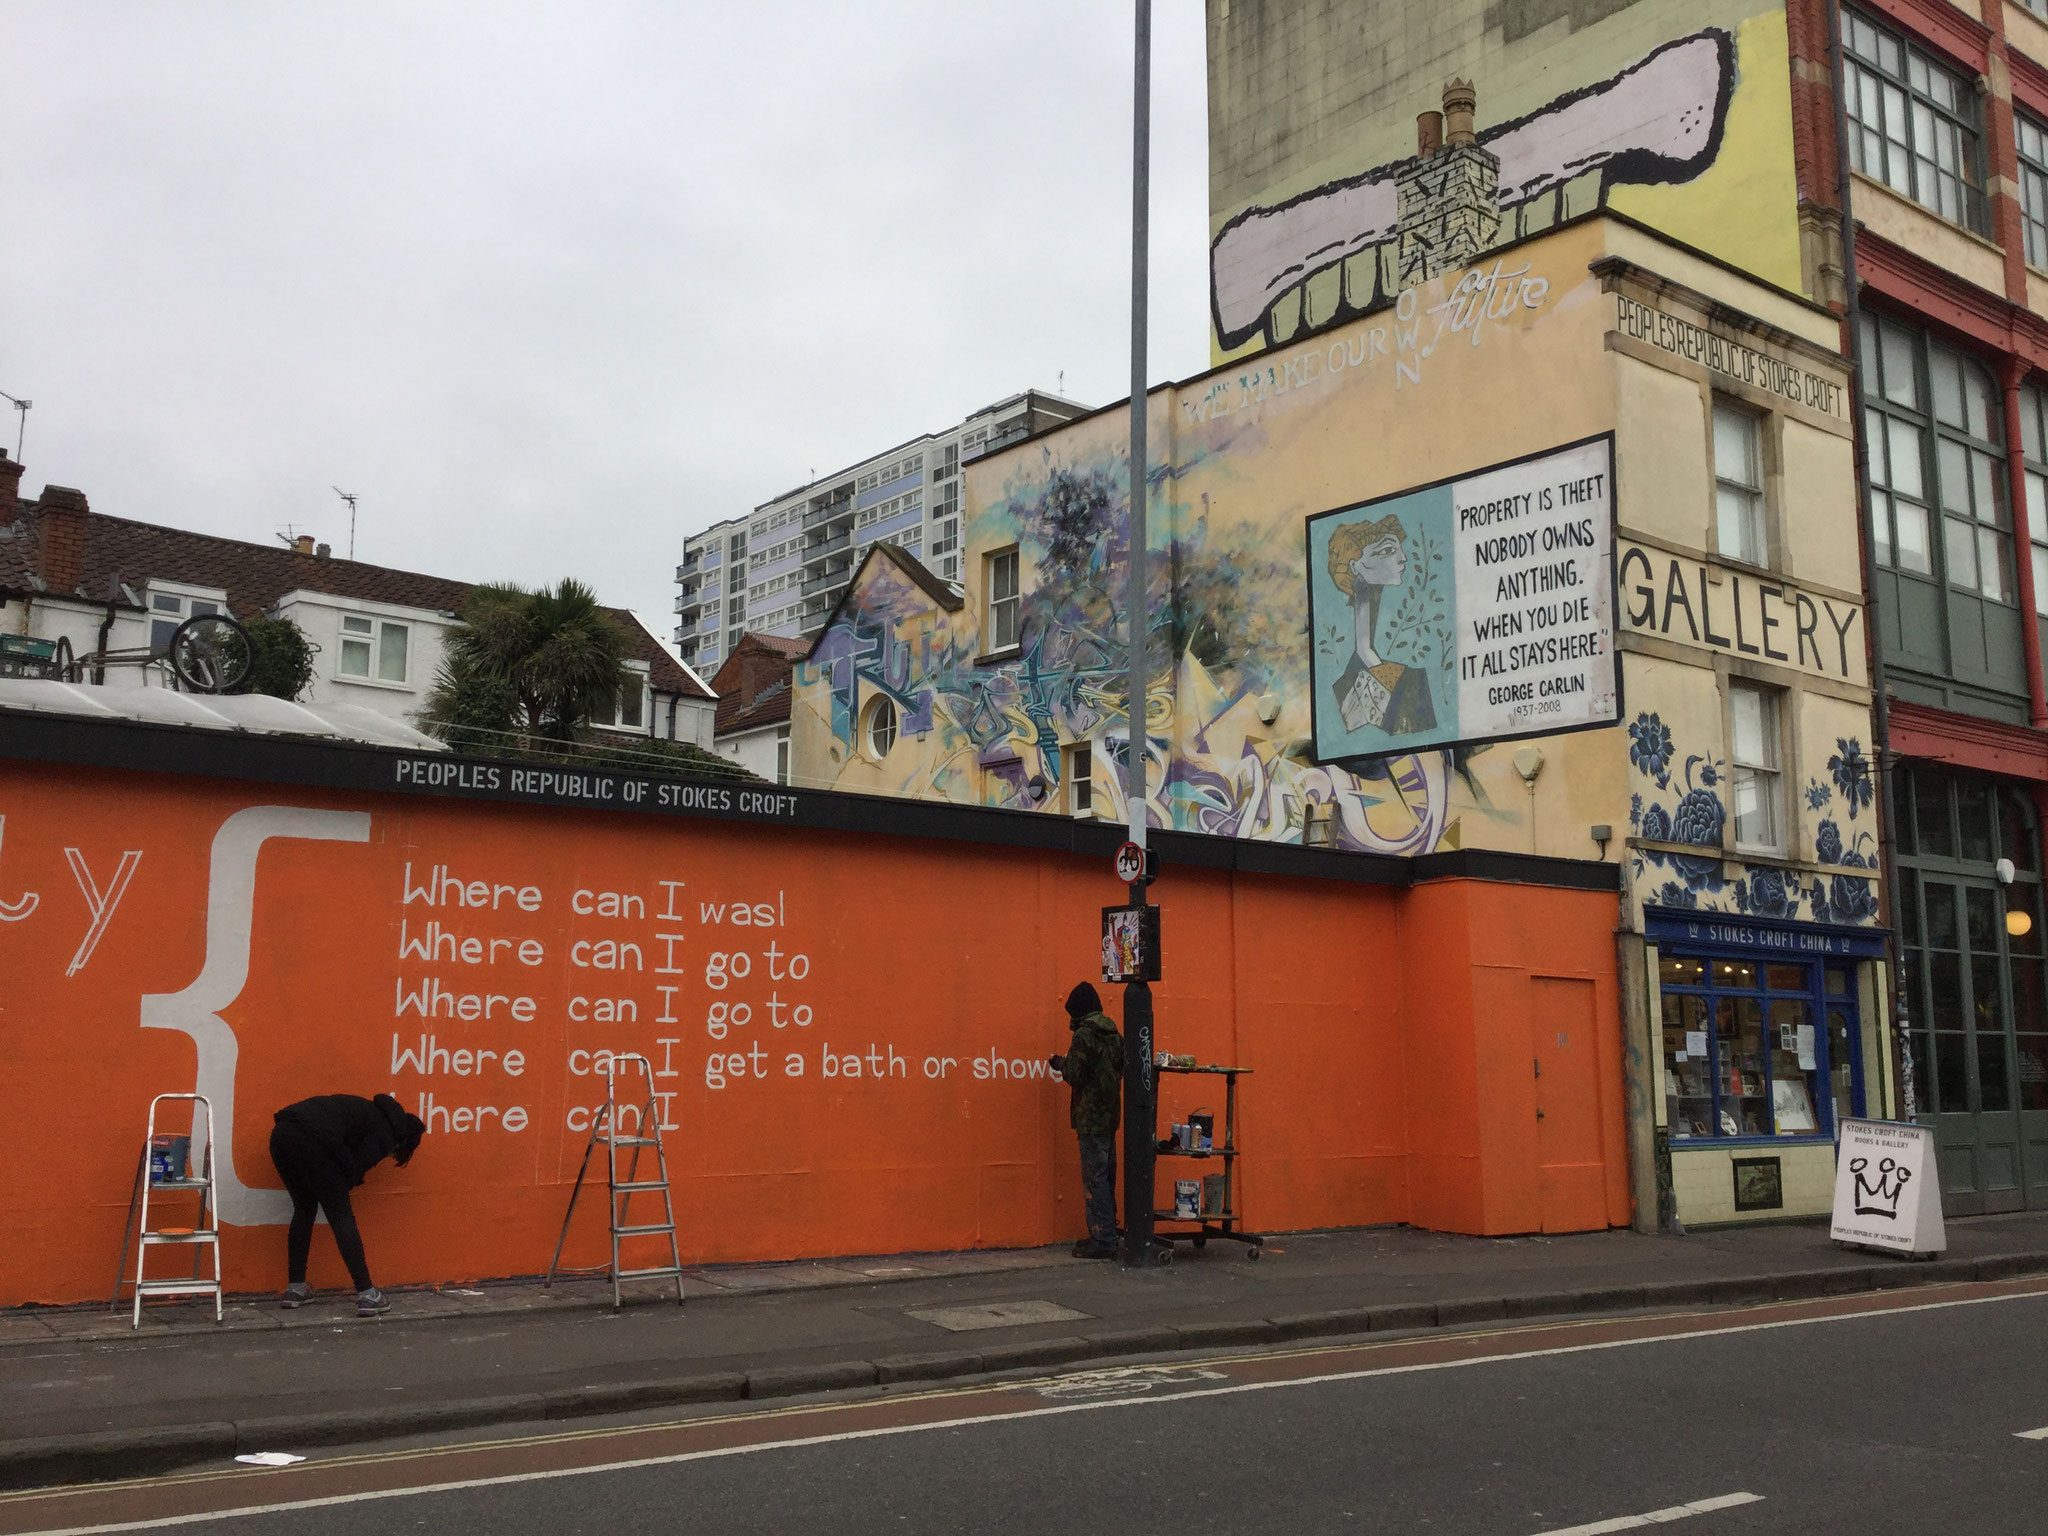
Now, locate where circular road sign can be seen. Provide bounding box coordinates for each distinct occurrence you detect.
[1114,841,1146,885]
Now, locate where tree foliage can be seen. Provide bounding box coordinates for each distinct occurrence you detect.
[423,579,629,747]
[234,615,316,701]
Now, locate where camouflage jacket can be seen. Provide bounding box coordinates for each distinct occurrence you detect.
[1060,1011,1123,1134]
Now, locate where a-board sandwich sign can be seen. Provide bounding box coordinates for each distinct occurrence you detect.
[1305,434,1618,763]
[1830,1118,1946,1256]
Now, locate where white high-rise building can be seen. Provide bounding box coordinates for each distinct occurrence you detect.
[672,390,1088,669]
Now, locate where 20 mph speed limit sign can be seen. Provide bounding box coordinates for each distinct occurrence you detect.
[1114,841,1146,884]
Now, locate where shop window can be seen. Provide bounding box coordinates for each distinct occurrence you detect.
[1729,682,1782,852]
[1896,766,2048,1120]
[338,615,408,684]
[1843,11,1988,234]
[1659,954,1859,1140]
[1712,400,1767,566]
[985,547,1020,653]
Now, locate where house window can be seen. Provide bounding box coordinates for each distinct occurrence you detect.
[986,547,1020,652]
[588,679,646,731]
[1861,316,2013,600]
[147,591,222,651]
[1658,954,1862,1140]
[339,615,409,684]
[2017,384,2048,662]
[1729,682,1782,852]
[776,727,791,786]
[2020,114,2048,270]
[1712,400,1767,566]
[863,695,897,760]
[1068,741,1093,815]
[1843,12,1988,234]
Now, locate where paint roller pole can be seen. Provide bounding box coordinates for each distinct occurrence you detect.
[1121,0,1156,1270]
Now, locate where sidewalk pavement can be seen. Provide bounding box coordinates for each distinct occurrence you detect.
[6,1209,2048,1491]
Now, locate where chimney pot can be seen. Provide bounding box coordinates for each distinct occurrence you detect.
[1444,78,1478,145]
[316,542,332,560]
[294,534,314,555]
[1416,110,1443,156]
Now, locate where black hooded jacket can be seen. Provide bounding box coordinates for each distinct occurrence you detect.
[274,1094,422,1189]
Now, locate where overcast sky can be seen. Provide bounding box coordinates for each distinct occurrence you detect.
[1,2,1211,650]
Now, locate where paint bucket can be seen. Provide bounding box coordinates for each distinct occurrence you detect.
[148,1134,190,1184]
[1202,1174,1228,1217]
[1189,1111,1214,1151]
[1173,1180,1201,1219]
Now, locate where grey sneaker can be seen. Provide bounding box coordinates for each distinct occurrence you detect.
[279,1283,311,1310]
[356,1287,390,1317]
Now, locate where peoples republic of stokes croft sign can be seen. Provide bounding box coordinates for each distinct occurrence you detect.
[1306,435,1618,762]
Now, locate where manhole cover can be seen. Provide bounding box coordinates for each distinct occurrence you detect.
[906,1299,1092,1332]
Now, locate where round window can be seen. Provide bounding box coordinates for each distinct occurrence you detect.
[865,696,898,760]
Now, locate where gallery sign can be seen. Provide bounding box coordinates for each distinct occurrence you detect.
[1829,1118,1945,1256]
[1306,435,1618,762]
[1618,543,1865,684]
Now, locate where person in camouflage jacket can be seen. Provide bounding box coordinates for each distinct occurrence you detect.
[1048,982,1122,1259]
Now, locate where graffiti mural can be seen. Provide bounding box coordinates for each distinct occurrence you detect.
[1208,0,1802,359]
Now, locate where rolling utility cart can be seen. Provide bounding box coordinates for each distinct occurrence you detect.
[113,1093,223,1326]
[1152,1063,1262,1259]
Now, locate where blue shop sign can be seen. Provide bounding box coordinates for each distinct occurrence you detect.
[1642,905,1889,960]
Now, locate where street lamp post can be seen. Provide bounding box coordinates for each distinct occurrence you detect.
[1120,0,1156,1269]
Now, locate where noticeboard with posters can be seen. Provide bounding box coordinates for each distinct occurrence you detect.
[1101,904,1161,983]
[1305,435,1618,763]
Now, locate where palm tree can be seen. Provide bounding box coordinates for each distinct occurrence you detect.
[425,579,629,749]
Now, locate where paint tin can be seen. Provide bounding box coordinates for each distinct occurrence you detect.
[1189,1111,1214,1151]
[1202,1174,1227,1217]
[148,1134,190,1184]
[1173,1180,1201,1219]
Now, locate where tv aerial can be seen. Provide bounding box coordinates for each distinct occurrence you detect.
[333,488,358,559]
[0,390,30,460]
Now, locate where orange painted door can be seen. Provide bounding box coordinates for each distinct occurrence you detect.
[1531,977,1608,1232]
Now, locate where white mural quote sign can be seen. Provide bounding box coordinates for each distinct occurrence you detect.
[1307,435,1618,761]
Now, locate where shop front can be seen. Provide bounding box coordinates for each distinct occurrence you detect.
[1891,763,2048,1213]
[1645,908,1891,1225]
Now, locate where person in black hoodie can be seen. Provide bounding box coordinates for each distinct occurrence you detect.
[269,1092,425,1316]
[1048,983,1123,1259]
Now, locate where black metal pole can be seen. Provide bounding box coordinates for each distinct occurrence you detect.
[1121,884,1155,1266]
[1119,0,1156,1268]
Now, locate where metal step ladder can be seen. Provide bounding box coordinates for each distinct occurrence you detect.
[545,1052,686,1309]
[113,1093,222,1327]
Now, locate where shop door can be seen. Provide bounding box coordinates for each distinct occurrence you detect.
[1531,977,1606,1232]
[1917,878,2024,1214]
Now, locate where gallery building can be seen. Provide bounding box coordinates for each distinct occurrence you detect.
[792,0,1902,1231]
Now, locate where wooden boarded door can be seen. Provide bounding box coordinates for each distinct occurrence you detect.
[1532,977,1607,1232]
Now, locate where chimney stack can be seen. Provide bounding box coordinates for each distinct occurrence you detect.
[1416,110,1443,156]
[1443,79,1477,146]
[36,485,91,595]
[0,449,21,518]
[294,534,315,556]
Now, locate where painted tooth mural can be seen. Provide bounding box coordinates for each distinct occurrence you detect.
[1206,0,1803,360]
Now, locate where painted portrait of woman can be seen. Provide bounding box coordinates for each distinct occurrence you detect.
[1328,513,1437,736]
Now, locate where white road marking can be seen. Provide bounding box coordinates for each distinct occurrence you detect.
[2016,1425,2048,1440]
[12,1284,2045,1536]
[1534,1490,1763,1535]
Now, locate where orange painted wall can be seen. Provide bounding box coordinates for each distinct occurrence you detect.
[0,763,1624,1305]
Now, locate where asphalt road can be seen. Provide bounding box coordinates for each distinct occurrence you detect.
[8,1280,2046,1536]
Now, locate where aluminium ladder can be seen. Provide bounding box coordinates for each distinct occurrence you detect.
[545,1052,686,1308]
[113,1093,223,1327]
